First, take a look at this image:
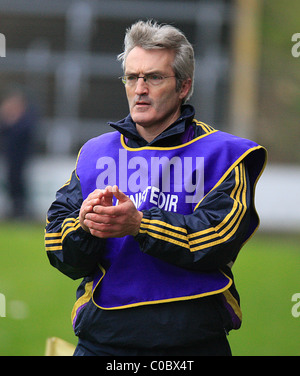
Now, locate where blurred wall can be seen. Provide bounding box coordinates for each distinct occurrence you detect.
[0,0,234,155]
[0,0,299,232]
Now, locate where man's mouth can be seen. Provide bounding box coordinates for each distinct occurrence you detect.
[135,101,151,106]
[134,96,152,107]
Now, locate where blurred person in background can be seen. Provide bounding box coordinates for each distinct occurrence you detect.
[45,21,266,356]
[0,87,37,219]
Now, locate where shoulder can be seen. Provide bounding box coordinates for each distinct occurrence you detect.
[191,119,267,174]
[192,118,263,150]
[192,119,216,137]
[75,131,120,177]
[83,131,119,148]
[79,131,120,157]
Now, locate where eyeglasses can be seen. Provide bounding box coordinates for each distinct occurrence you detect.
[120,74,176,87]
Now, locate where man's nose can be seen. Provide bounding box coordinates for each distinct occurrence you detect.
[134,77,149,96]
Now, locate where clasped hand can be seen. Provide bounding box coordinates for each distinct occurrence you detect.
[79,185,143,238]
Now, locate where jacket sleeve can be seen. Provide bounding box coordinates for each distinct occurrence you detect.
[136,161,251,272]
[44,170,105,280]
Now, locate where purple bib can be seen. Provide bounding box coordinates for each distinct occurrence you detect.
[76,129,266,309]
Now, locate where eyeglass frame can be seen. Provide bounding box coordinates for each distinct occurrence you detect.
[119,73,177,86]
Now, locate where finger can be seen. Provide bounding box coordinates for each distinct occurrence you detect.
[85,212,116,224]
[87,189,105,200]
[105,186,113,193]
[89,228,113,238]
[88,223,124,239]
[101,186,114,206]
[83,193,104,210]
[92,204,120,216]
[112,185,129,203]
[84,219,119,237]
[79,205,91,232]
[80,199,99,219]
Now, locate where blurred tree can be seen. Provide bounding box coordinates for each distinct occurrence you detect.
[257,0,300,163]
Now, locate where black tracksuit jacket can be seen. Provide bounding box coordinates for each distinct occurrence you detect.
[45,105,254,353]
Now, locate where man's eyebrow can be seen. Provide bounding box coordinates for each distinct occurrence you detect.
[124,70,165,76]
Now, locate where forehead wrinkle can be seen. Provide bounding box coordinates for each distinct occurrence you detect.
[124,47,175,76]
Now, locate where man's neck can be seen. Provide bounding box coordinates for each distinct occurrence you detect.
[135,108,181,143]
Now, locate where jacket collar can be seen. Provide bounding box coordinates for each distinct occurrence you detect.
[108,104,195,147]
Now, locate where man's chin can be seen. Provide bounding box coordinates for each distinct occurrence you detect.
[131,112,153,127]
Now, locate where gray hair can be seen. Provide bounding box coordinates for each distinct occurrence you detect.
[118,20,195,103]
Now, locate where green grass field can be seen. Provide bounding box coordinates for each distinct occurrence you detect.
[0,222,299,356]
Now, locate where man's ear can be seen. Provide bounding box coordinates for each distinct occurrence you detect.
[179,78,192,101]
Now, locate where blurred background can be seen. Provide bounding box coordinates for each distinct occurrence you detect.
[0,0,299,356]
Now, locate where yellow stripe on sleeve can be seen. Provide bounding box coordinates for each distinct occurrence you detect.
[45,217,82,252]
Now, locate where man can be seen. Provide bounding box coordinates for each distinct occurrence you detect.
[45,20,266,356]
[0,87,37,219]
